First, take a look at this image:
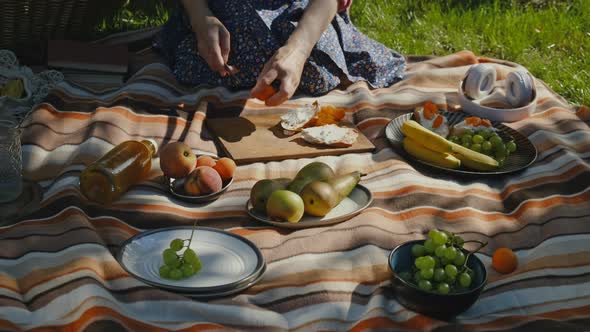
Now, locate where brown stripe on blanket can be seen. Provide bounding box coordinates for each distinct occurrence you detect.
[371,171,590,213]
[24,277,187,312]
[251,287,395,314]
[483,267,590,297]
[0,229,107,259]
[10,258,129,295]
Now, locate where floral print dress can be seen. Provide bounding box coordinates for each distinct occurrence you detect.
[153,0,406,96]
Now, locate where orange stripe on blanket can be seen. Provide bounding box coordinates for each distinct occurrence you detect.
[374,163,588,200]
[463,304,590,331]
[43,189,589,226]
[29,305,226,332]
[1,257,130,294]
[508,106,576,130]
[107,204,248,219]
[230,228,293,237]
[29,103,205,124]
[369,190,590,222]
[372,185,500,200]
[249,265,390,293]
[1,207,139,237]
[0,319,21,331]
[349,315,437,332]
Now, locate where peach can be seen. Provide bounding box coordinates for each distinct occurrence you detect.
[196,155,217,168]
[213,157,236,181]
[184,166,223,195]
[159,142,196,178]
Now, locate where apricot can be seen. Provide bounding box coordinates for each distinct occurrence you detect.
[196,155,217,168]
[492,248,518,274]
[184,166,222,195]
[252,85,276,101]
[213,157,236,181]
[159,142,196,178]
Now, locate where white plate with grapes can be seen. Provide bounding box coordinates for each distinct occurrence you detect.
[386,110,537,175]
[117,226,266,296]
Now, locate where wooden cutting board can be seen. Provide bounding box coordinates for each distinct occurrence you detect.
[206,114,375,165]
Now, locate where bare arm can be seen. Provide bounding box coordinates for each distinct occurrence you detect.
[251,0,339,106]
[181,0,236,76]
[286,0,339,60]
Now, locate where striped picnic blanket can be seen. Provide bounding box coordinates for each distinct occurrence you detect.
[2,50,590,331]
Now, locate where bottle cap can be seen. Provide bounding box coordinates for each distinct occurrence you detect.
[143,138,159,156]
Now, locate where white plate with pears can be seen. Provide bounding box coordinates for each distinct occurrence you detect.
[246,162,373,229]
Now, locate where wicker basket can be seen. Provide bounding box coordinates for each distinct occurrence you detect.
[0,0,125,55]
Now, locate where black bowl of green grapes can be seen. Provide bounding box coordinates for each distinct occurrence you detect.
[388,229,487,319]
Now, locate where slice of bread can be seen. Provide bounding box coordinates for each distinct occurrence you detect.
[280,102,320,135]
[301,124,358,148]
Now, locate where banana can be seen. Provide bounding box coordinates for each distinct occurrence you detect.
[449,141,499,171]
[402,120,452,153]
[402,119,499,171]
[403,137,461,169]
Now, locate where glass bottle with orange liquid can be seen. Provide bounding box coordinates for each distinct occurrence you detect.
[80,139,157,205]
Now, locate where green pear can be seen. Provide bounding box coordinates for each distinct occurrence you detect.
[266,190,305,223]
[325,171,362,204]
[287,162,335,194]
[300,181,338,217]
[250,178,291,213]
[300,171,361,217]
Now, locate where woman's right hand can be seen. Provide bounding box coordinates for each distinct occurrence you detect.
[192,16,237,76]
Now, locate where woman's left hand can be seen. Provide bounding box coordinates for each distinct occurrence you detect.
[250,44,309,106]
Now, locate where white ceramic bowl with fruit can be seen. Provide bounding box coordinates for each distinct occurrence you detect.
[159,142,235,203]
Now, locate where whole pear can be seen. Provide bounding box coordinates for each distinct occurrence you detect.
[250,178,291,213]
[266,190,305,223]
[300,181,338,217]
[325,171,362,204]
[287,162,335,194]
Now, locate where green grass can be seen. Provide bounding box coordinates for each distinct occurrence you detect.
[350,0,590,106]
[97,0,589,105]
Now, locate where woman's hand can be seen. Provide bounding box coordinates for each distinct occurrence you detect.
[192,16,237,76]
[251,0,339,106]
[182,0,237,76]
[250,44,308,106]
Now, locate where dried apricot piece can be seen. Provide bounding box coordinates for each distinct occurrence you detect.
[423,106,435,120]
[432,115,444,128]
[424,101,439,114]
[465,116,482,126]
[315,105,345,126]
[492,248,518,274]
[481,119,492,127]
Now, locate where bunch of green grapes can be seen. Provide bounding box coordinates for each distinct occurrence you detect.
[159,234,202,280]
[448,129,517,167]
[398,229,486,294]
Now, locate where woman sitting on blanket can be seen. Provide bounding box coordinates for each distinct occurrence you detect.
[154,0,406,106]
